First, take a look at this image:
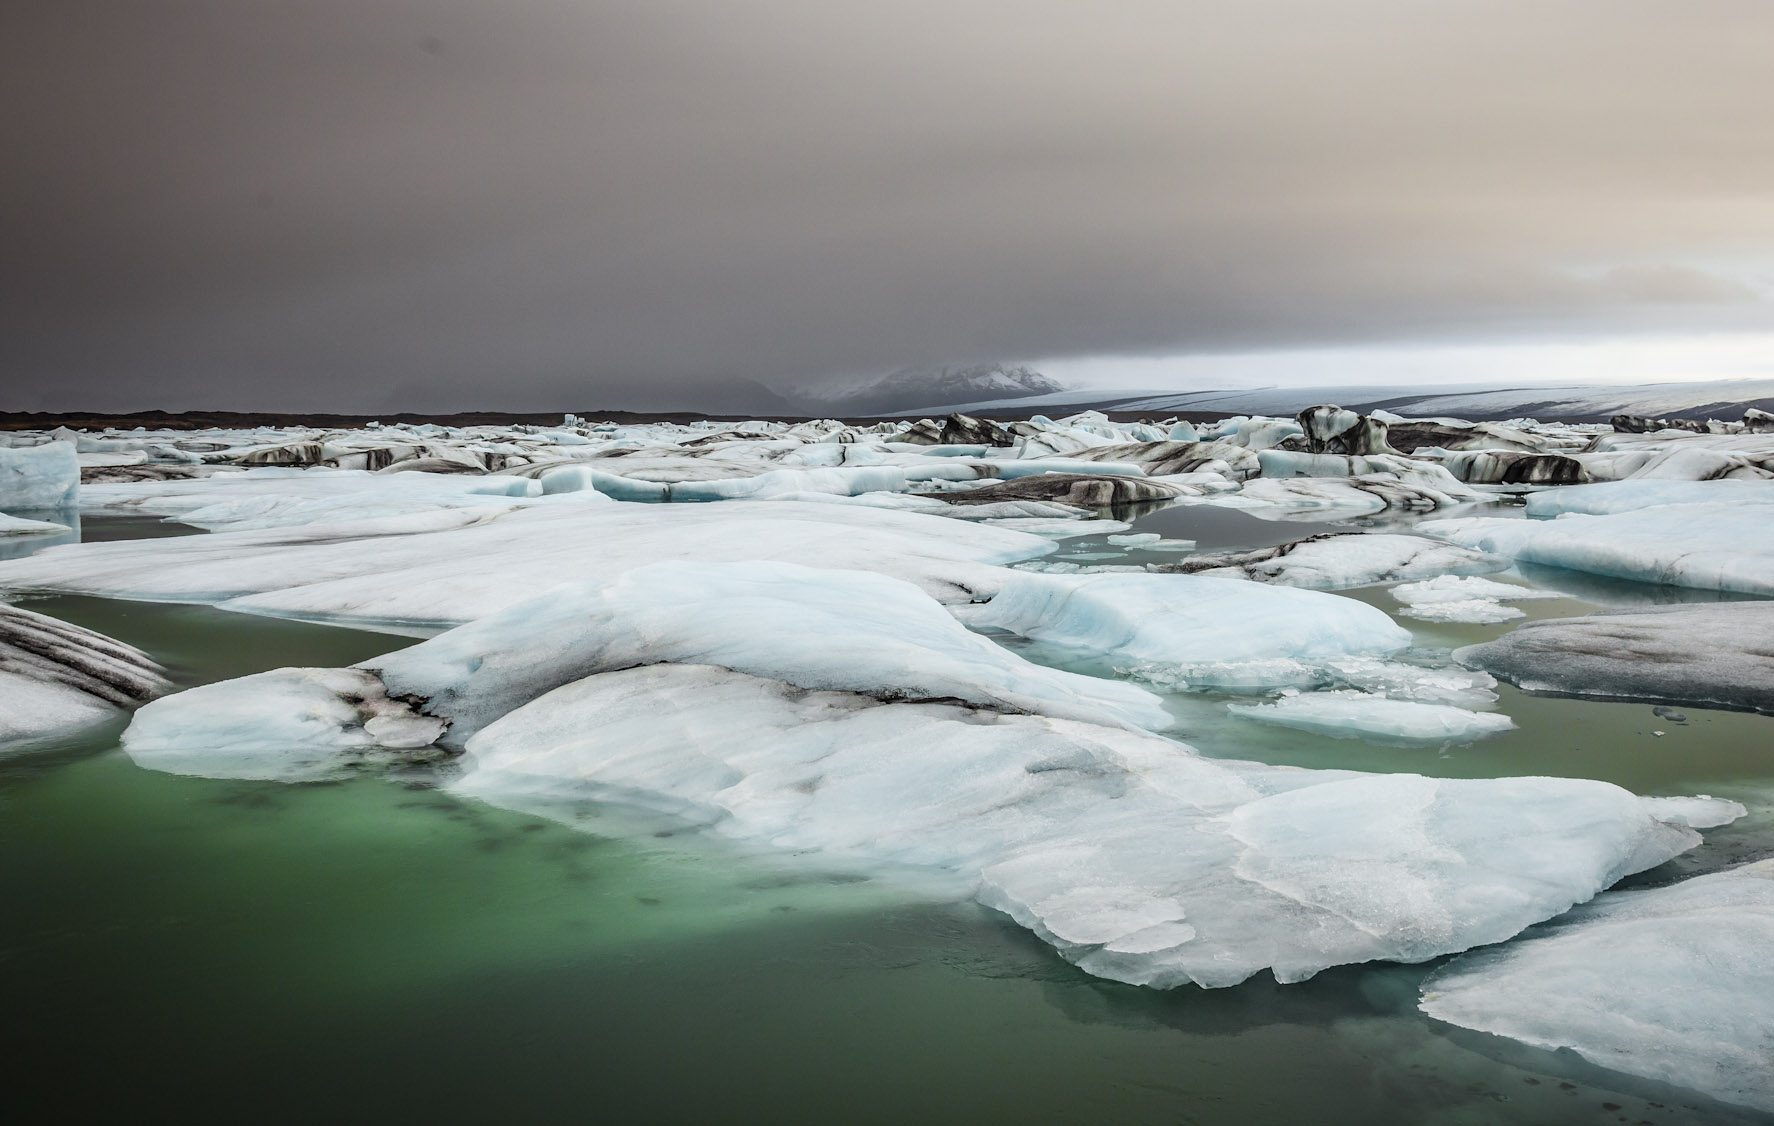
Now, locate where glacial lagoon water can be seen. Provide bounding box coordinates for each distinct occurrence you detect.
[4,512,1771,1123]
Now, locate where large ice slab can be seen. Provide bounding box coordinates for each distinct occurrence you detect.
[1421,860,1774,1113]
[456,661,1715,988]
[1,601,168,748]
[0,441,78,510]
[1162,533,1507,590]
[1420,503,1774,596]
[1227,690,1514,744]
[0,513,72,536]
[121,561,1170,766]
[0,500,1056,626]
[369,561,1170,741]
[1523,478,1774,518]
[958,571,1414,672]
[1455,602,1774,713]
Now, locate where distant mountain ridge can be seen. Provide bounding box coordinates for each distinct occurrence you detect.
[892,377,1774,423]
[788,363,1067,415]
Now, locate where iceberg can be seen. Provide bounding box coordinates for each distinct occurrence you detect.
[1389,574,1559,624]
[1421,860,1774,1113]
[1420,503,1774,596]
[0,601,168,748]
[455,665,1715,987]
[958,571,1414,670]
[0,441,79,511]
[1226,690,1515,744]
[1455,602,1774,713]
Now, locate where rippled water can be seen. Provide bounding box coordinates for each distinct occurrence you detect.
[4,508,1771,1123]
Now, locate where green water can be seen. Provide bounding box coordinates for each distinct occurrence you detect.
[4,513,1772,1123]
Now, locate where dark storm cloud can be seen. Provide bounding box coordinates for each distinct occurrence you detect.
[3,0,1772,410]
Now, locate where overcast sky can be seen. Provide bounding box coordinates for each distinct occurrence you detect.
[5,0,1773,411]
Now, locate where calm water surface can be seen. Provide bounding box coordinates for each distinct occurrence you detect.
[3,509,1770,1123]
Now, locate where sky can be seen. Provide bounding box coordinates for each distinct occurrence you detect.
[4,0,1773,412]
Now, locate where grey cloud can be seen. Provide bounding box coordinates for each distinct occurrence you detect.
[3,0,1773,410]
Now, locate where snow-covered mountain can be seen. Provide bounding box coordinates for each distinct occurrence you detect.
[788,363,1067,415]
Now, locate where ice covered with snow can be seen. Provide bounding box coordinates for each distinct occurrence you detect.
[1,601,167,748]
[1420,503,1774,596]
[1421,860,1774,1113]
[959,571,1413,676]
[1162,533,1507,590]
[0,441,79,511]
[1227,690,1515,744]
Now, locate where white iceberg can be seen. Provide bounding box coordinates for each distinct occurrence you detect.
[1420,503,1774,596]
[1421,860,1774,1113]
[1389,574,1559,624]
[1226,690,1515,744]
[0,441,78,510]
[455,662,1715,988]
[959,571,1414,672]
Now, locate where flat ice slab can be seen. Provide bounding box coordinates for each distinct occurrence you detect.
[1421,860,1774,1113]
[1455,602,1774,713]
[0,442,79,511]
[960,571,1413,674]
[456,662,1715,988]
[1420,503,1774,596]
[1227,689,1515,744]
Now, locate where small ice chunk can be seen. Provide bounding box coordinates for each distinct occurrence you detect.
[1227,690,1514,744]
[1105,533,1161,547]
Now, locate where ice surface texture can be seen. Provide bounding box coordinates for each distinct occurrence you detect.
[1456,602,1774,713]
[0,441,79,511]
[0,601,167,747]
[1421,860,1774,1113]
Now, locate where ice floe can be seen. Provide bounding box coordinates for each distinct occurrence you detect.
[1421,860,1774,1113]
[1388,574,1560,624]
[1455,602,1774,713]
[1227,689,1515,744]
[1420,503,1774,596]
[957,571,1413,674]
